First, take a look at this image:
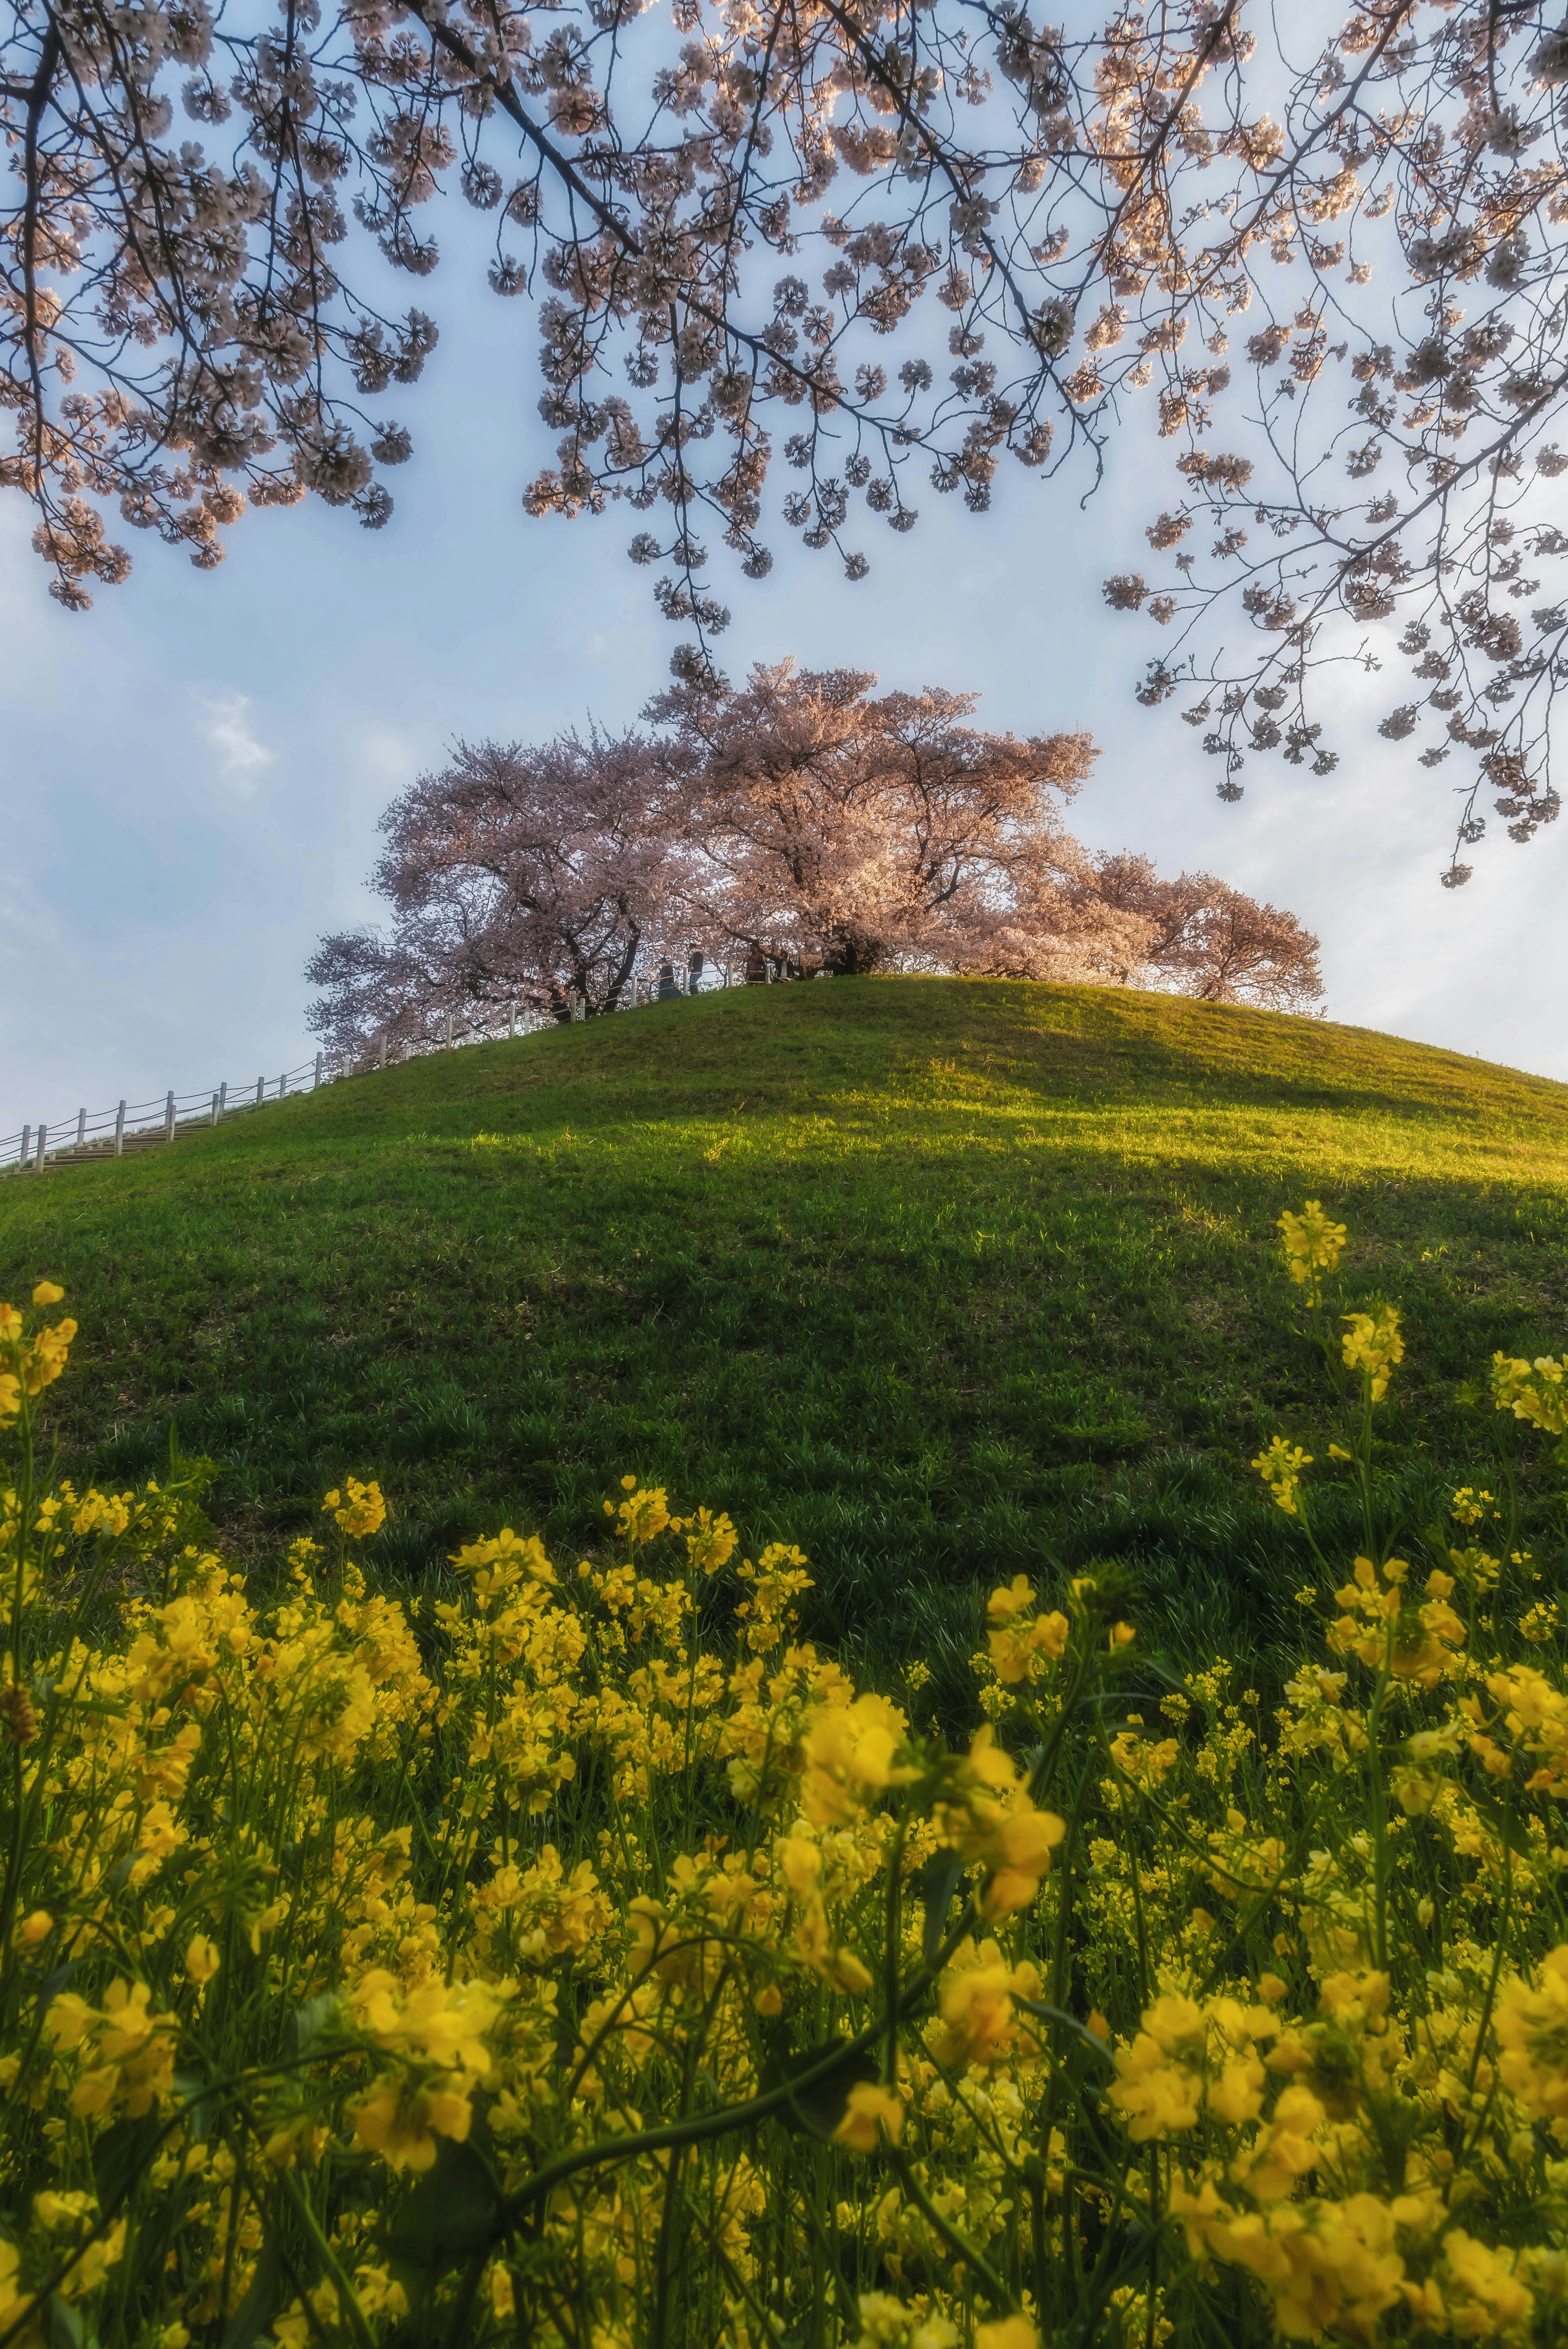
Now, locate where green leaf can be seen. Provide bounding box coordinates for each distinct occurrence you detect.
[173,2072,216,2143]
[382,2139,501,2278]
[93,2113,165,2215]
[219,2242,281,2349]
[917,1850,965,1970]
[1467,1785,1535,1858]
[286,1995,340,2059]
[46,2295,83,2349]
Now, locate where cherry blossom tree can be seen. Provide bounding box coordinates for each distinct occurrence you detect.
[1080,851,1326,1010]
[307,662,1323,1053]
[647,659,1099,974]
[8,0,1568,871]
[305,730,691,1053]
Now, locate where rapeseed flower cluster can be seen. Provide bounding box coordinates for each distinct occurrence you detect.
[2,1230,1568,2348]
[1277,1202,1347,1304]
[1341,1303,1405,1402]
[1492,1353,1568,1453]
[322,1476,388,1538]
[0,1280,76,1418]
[1252,1436,1313,1518]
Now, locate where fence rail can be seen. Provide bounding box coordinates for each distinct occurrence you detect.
[0,1053,338,1174]
[0,960,738,1178]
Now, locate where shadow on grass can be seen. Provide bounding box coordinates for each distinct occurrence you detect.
[3,980,1564,1703]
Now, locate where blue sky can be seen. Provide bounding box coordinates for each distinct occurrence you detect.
[3,260,1563,1129]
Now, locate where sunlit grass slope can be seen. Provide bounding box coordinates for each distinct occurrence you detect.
[4,976,1567,1698]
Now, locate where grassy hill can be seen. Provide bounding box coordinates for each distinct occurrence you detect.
[4,976,1566,1704]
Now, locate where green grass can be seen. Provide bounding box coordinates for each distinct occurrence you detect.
[5,977,1568,1706]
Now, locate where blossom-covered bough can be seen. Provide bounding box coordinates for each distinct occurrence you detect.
[9,0,1568,870]
[7,1228,1568,2342]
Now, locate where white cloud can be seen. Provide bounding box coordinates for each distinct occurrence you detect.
[195,690,276,791]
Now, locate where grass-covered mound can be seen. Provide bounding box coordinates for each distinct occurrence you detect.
[2,977,1565,1694]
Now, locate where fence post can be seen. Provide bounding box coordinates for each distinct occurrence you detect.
[508,1005,516,1040]
[164,1090,175,1141]
[279,1072,286,1100]
[20,1125,29,1171]
[314,1052,322,1089]
[379,1034,387,1069]
[34,1124,46,1172]
[210,1090,220,1128]
[76,1107,86,1147]
[218,1081,227,1119]
[114,1101,125,1159]
[445,1013,453,1048]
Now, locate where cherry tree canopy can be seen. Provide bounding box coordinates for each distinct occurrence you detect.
[306,661,1323,1052]
[646,660,1101,974]
[305,729,693,1037]
[1079,850,1327,1011]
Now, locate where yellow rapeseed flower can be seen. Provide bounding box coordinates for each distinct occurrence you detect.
[262,2115,326,2169]
[350,2079,472,2171]
[833,2082,904,2153]
[1436,2230,1534,2334]
[321,1477,387,1538]
[612,1483,673,1545]
[0,2239,31,2339]
[1342,1305,1403,1400]
[1497,1947,1568,2118]
[685,1507,739,1576]
[930,1941,1041,2068]
[348,1970,500,2073]
[980,1807,1067,1921]
[1252,1436,1312,1517]
[452,1526,556,1594]
[975,2318,1037,2349]
[33,2192,95,2233]
[1278,1201,1347,1296]
[985,1586,1069,1685]
[18,1317,76,1397]
[1492,1352,1568,1440]
[798,1692,914,1826]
